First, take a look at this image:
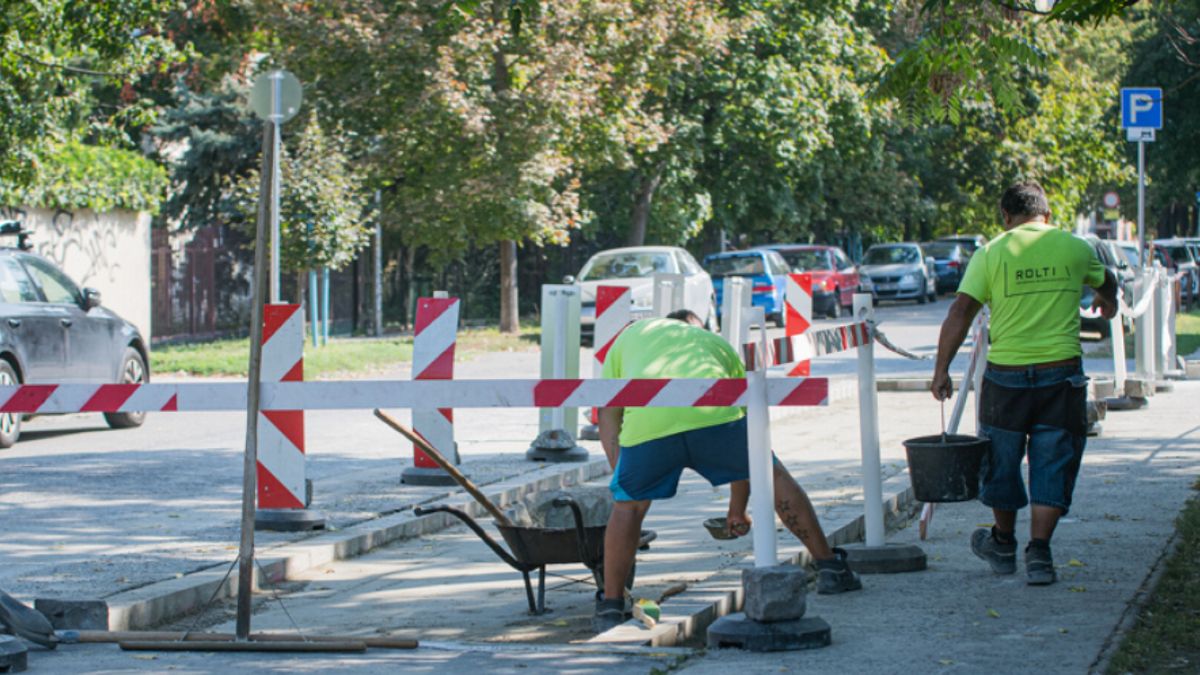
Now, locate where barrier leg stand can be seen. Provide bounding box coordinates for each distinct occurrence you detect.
[708,308,833,652]
[528,285,588,462]
[1105,310,1142,411]
[401,297,464,486]
[255,304,325,531]
[840,294,926,573]
[579,286,631,441]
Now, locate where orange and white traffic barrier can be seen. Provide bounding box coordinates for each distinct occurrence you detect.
[785,273,813,376]
[740,321,871,369]
[402,297,461,486]
[580,286,632,440]
[255,304,323,531]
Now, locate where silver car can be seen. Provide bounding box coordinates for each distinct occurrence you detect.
[861,243,937,304]
[572,246,716,340]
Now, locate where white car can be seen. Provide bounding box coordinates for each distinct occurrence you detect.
[572,246,716,340]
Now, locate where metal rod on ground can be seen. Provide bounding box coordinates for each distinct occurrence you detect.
[745,307,777,567]
[60,631,416,649]
[853,294,884,547]
[120,641,365,653]
[237,121,276,640]
[373,408,515,527]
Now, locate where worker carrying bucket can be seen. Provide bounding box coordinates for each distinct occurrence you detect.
[929,181,1118,586]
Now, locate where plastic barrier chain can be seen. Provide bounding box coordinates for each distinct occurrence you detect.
[0,378,832,413]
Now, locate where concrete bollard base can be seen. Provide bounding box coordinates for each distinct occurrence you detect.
[0,635,28,673]
[707,613,831,652]
[577,424,600,441]
[1104,395,1146,411]
[1090,378,1116,400]
[840,542,927,574]
[526,429,589,463]
[742,565,806,622]
[1154,380,1175,393]
[32,599,107,630]
[254,509,326,532]
[400,466,464,487]
[1123,378,1154,399]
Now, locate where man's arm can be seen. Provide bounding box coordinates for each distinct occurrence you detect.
[1091,268,1119,320]
[598,407,624,469]
[931,293,983,401]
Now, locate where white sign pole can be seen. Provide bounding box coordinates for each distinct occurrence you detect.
[270,72,284,304]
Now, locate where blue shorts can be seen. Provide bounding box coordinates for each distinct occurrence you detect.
[977,364,1088,515]
[611,417,750,502]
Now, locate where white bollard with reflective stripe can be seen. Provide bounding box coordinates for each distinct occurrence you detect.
[853,293,884,547]
[652,273,685,317]
[743,306,778,567]
[721,276,751,348]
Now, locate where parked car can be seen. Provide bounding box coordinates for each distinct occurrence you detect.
[920,241,970,293]
[1154,238,1200,303]
[758,244,863,319]
[702,250,788,326]
[0,224,149,448]
[1080,235,1136,337]
[937,234,988,256]
[860,243,937,304]
[573,245,716,340]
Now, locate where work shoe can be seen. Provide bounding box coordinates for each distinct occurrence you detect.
[816,547,863,595]
[592,592,628,633]
[1025,541,1057,586]
[0,590,57,649]
[970,527,1017,575]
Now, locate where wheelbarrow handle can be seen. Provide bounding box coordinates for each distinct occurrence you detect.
[552,496,598,572]
[413,504,528,571]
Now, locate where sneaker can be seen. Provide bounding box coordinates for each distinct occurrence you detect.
[592,592,627,633]
[1025,541,1056,586]
[970,527,1017,575]
[816,547,863,595]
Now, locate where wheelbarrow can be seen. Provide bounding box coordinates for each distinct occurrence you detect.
[414,496,656,615]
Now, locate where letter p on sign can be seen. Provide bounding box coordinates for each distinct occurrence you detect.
[1121,87,1163,130]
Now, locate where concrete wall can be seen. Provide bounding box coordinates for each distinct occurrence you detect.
[4,206,152,342]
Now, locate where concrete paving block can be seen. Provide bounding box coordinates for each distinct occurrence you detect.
[1123,378,1154,399]
[1087,399,1107,424]
[32,599,107,631]
[742,565,806,622]
[707,613,831,652]
[841,542,927,574]
[1090,378,1116,399]
[1186,360,1200,379]
[0,635,28,673]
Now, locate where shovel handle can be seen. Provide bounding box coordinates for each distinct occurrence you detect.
[373,408,514,528]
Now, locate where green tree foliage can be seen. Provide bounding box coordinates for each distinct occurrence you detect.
[0,140,167,213]
[0,0,180,188]
[232,113,371,272]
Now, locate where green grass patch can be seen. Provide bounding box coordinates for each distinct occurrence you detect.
[1106,493,1200,674]
[151,324,541,378]
[1177,309,1200,358]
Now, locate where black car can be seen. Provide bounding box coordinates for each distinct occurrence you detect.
[0,227,148,447]
[921,241,970,293]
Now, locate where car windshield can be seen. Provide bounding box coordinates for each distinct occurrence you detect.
[922,243,958,259]
[705,255,765,277]
[579,251,674,280]
[776,249,830,271]
[1116,245,1140,269]
[1164,245,1194,263]
[864,246,920,265]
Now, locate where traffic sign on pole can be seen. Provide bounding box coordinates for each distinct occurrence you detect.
[1121,87,1163,130]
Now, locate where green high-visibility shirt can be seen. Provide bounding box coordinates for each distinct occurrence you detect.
[957,222,1107,366]
[601,318,745,447]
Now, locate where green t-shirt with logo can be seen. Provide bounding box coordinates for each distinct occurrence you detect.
[957,222,1106,366]
[601,318,745,447]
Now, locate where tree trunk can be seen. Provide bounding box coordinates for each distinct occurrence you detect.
[627,167,664,247]
[499,240,519,333]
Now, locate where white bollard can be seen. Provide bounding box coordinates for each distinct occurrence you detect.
[652,273,685,317]
[1135,267,1158,381]
[852,293,884,547]
[1111,311,1128,395]
[743,306,777,567]
[721,277,751,347]
[528,284,587,462]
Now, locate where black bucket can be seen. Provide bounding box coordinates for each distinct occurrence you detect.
[903,434,990,503]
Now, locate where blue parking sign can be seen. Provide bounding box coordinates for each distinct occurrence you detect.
[1121,88,1163,129]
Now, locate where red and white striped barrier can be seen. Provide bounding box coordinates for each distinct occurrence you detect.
[593,286,632,369]
[0,377,830,412]
[785,273,813,376]
[741,321,872,369]
[257,304,307,510]
[404,297,459,483]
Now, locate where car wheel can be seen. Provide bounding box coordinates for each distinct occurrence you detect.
[0,360,20,448]
[917,288,928,304]
[828,290,842,319]
[104,347,147,429]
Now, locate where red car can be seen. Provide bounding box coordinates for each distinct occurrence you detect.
[757,244,863,318]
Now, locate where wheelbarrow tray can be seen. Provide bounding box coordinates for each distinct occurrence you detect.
[497,523,605,567]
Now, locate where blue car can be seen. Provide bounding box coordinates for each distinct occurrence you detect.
[702,250,790,327]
